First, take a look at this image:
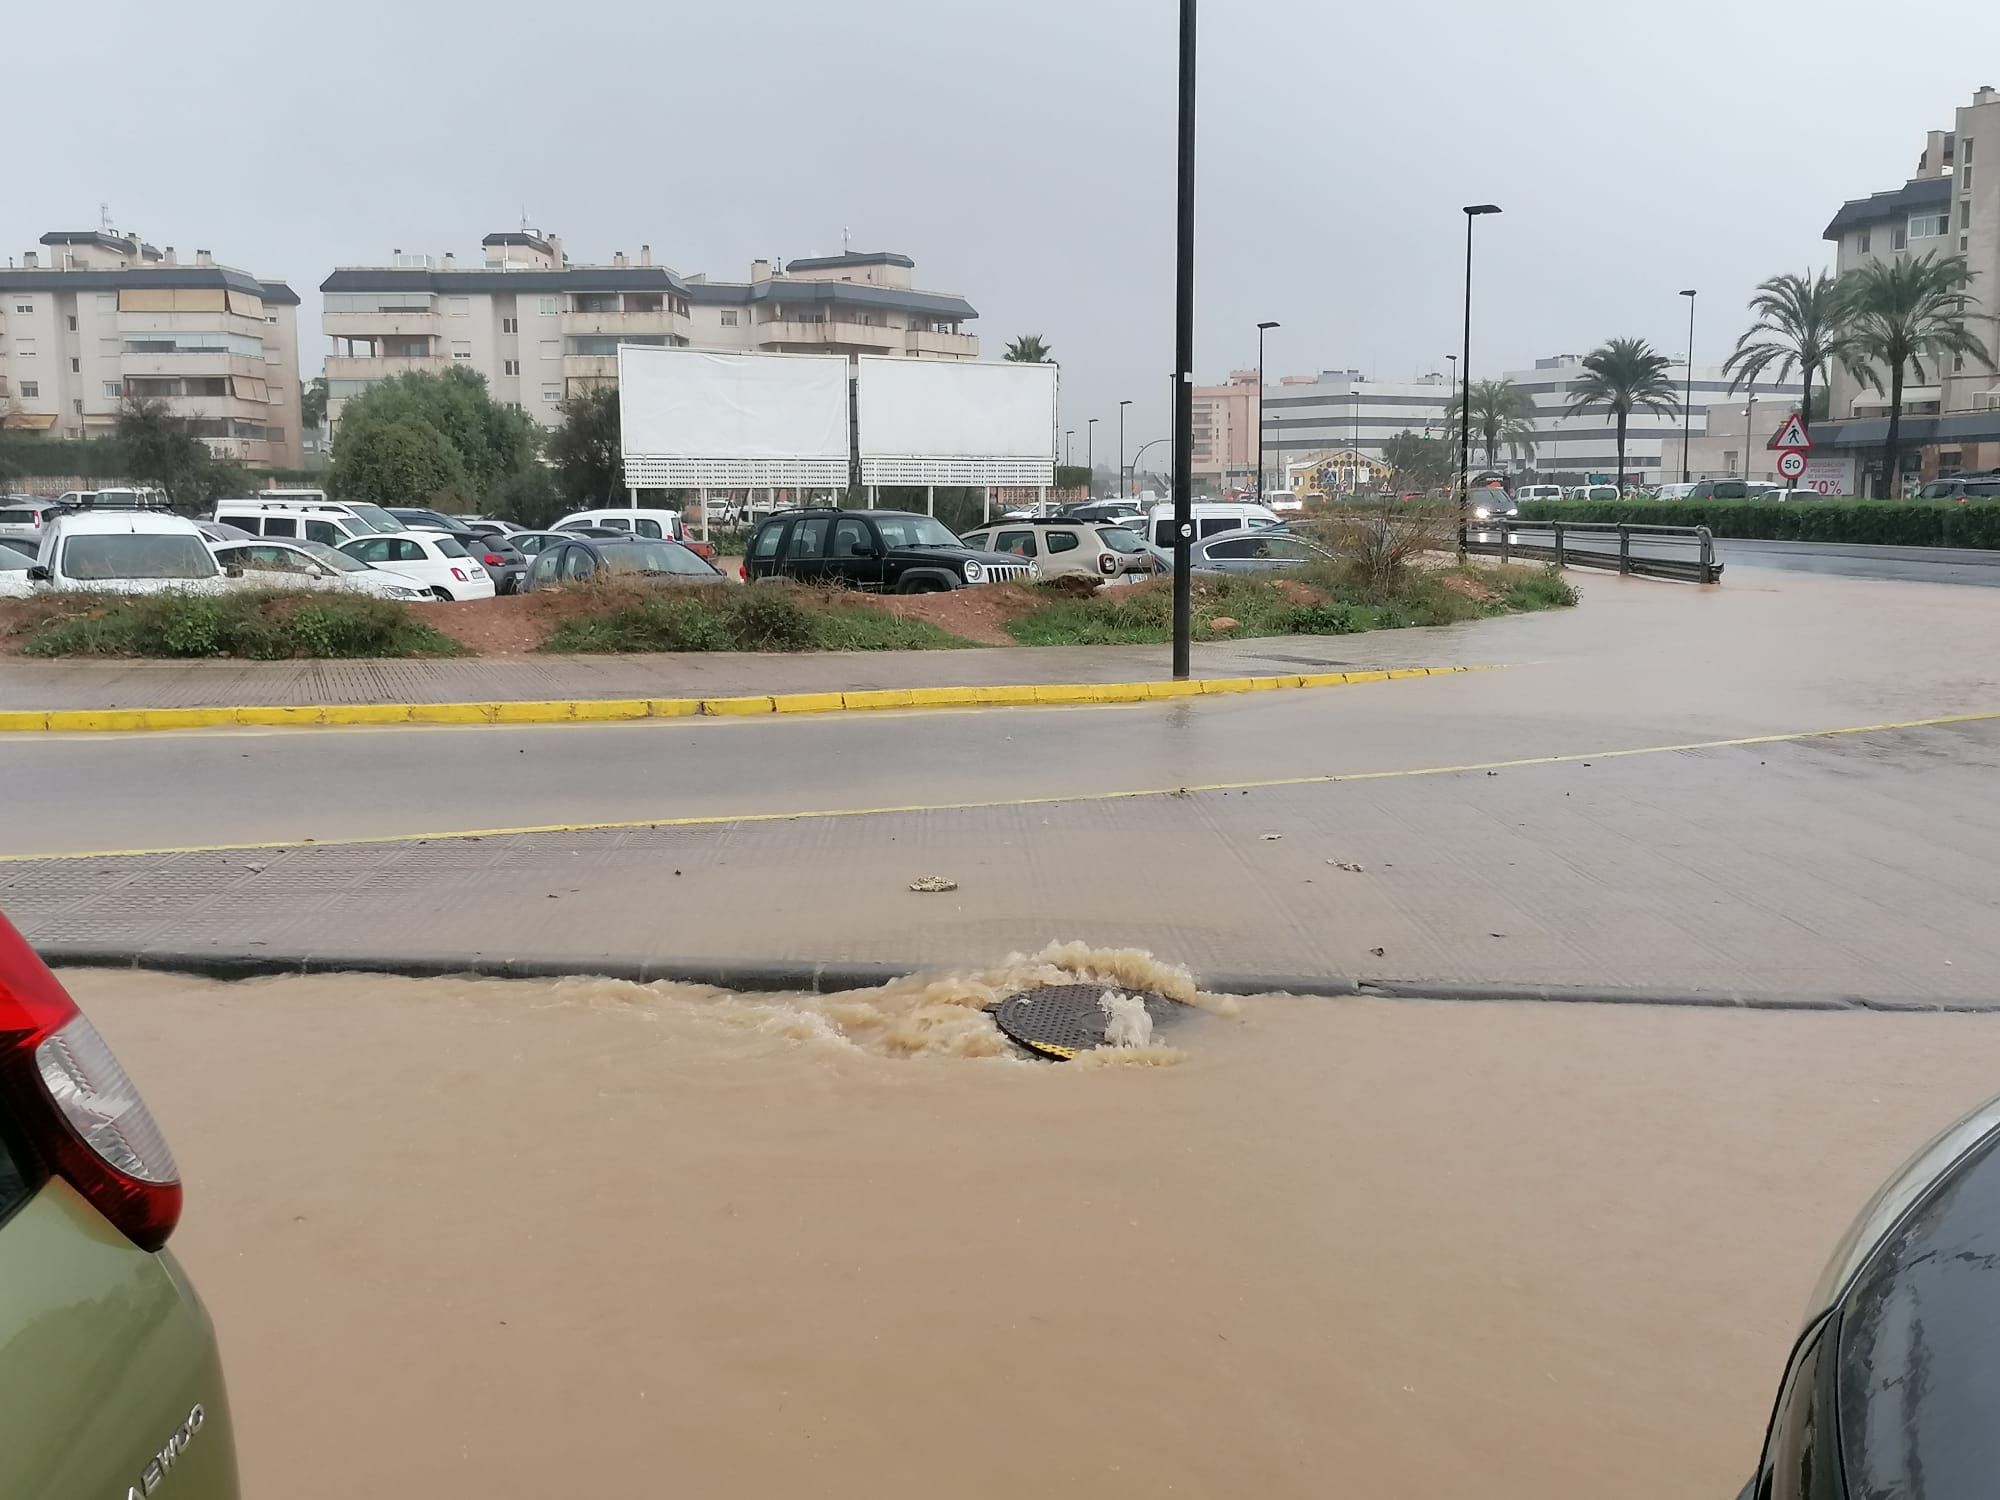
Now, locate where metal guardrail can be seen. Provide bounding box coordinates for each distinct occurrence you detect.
[1466,520,1722,584]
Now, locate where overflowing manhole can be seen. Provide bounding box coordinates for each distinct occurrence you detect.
[988,983,1184,1061]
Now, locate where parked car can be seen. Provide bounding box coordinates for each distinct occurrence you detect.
[1916,475,2000,500]
[454,516,525,537]
[1514,484,1565,505]
[1469,488,1518,520]
[206,539,436,601]
[381,511,526,594]
[0,497,61,542]
[1144,500,1281,550]
[554,508,714,562]
[1062,501,1149,528]
[1763,488,1826,503]
[1736,1088,2000,1500]
[1188,524,1339,574]
[1683,478,1755,501]
[0,542,33,596]
[1654,482,1699,502]
[29,511,243,594]
[1567,483,1624,502]
[958,518,1159,584]
[0,535,36,561]
[0,909,240,1498]
[193,521,256,543]
[743,509,1038,592]
[212,497,402,547]
[522,534,727,591]
[336,531,497,601]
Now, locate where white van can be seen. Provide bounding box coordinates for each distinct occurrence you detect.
[212,497,402,548]
[1146,500,1280,550]
[1515,484,1564,505]
[555,507,687,541]
[31,512,244,594]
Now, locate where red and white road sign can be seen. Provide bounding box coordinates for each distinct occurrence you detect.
[1777,450,1807,481]
[1767,411,1813,452]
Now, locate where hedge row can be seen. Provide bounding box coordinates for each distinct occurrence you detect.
[1515,499,2000,549]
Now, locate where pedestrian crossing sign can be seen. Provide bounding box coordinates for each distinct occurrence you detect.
[1767,411,1812,452]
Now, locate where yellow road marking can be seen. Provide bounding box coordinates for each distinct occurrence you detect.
[3,708,1993,866]
[0,664,1499,735]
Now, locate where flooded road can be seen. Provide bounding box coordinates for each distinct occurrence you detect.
[69,963,2000,1500]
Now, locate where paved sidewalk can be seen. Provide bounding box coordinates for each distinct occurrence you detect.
[12,719,2000,1006]
[0,629,1507,712]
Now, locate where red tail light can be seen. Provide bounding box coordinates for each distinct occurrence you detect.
[482,552,503,566]
[451,566,469,581]
[739,563,748,581]
[0,913,182,1249]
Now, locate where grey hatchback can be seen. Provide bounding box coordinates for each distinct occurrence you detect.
[522,533,726,590]
[1188,525,1337,574]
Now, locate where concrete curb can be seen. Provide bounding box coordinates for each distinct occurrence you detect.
[34,944,2000,1014]
[0,665,1498,734]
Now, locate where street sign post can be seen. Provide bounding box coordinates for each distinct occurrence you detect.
[1777,450,1807,481]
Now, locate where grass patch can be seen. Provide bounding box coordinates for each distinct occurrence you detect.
[17,590,461,660]
[1005,564,1574,646]
[540,582,969,653]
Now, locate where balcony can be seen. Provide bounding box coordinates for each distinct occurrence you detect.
[755,320,904,353]
[120,352,270,380]
[561,355,621,381]
[324,354,451,381]
[904,329,979,358]
[560,310,691,340]
[323,310,444,340]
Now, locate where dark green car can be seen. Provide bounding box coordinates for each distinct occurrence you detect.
[0,912,238,1498]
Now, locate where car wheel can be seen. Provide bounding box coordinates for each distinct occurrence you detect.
[430,586,455,602]
[898,577,946,594]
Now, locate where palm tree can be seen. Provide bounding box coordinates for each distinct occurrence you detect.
[1723,270,1860,440]
[1445,377,1538,470]
[1566,338,1678,492]
[1843,252,1993,498]
[1004,335,1053,363]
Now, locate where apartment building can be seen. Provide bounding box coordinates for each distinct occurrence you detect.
[1254,357,1799,487]
[1820,85,2000,491]
[1191,371,1258,490]
[322,232,979,430]
[0,230,302,469]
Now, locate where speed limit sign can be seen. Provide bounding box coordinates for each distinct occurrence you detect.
[1777,450,1807,480]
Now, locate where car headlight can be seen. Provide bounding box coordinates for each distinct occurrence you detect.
[962,561,985,583]
[1028,561,1042,578]
[387,586,426,600]
[1474,506,1491,520]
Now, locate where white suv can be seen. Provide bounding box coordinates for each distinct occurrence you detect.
[958,520,1159,583]
[1515,484,1564,505]
[31,512,243,594]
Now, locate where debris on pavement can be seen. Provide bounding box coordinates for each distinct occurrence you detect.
[909,876,959,894]
[1327,861,1364,872]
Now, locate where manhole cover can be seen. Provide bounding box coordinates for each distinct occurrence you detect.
[988,983,1181,1061]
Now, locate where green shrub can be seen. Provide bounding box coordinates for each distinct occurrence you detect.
[1516,498,2000,548]
[20,590,459,659]
[1501,567,1580,611]
[540,583,967,654]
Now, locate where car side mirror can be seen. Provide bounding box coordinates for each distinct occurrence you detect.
[849,542,876,558]
[27,565,49,582]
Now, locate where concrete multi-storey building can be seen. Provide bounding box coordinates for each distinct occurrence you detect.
[0,230,303,469]
[321,231,979,431]
[1820,85,2000,491]
[1253,356,1799,489]
[0,229,304,470]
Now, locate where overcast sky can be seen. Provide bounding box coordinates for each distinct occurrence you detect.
[11,0,2000,452]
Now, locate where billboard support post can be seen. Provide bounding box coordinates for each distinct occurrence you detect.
[926,485,935,517]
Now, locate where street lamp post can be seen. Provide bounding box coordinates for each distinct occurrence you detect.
[1744,387,1759,480]
[1679,289,1698,484]
[1065,429,1074,468]
[1458,205,1502,558]
[1255,320,1279,499]
[1118,399,1133,497]
[1086,417,1098,497]
[1170,0,1197,679]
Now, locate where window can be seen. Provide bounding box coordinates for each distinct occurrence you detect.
[994,530,1038,557]
[502,316,519,334]
[531,550,564,585]
[1856,229,1871,254]
[1206,535,1318,561]
[12,301,30,314]
[72,399,82,415]
[721,311,739,327]
[1892,221,1908,251]
[303,520,341,546]
[751,522,785,560]
[1909,211,1949,239]
[1964,164,1974,190]
[542,385,562,402]
[17,381,37,399]
[1965,137,1976,161]
[1963,202,1973,231]
[447,297,470,317]
[102,382,122,399]
[392,539,426,562]
[344,538,391,564]
[66,315,77,331]
[831,517,872,557]
[1044,530,1082,554]
[538,297,559,316]
[786,517,830,560]
[504,359,520,376]
[263,517,297,538]
[634,519,665,539]
[70,358,80,373]
[1198,517,1243,538]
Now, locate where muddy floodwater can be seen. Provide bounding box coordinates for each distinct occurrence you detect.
[67,959,2000,1500]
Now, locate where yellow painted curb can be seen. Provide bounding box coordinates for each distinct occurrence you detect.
[0,663,1507,735]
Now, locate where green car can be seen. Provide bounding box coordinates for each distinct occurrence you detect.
[0,911,237,1499]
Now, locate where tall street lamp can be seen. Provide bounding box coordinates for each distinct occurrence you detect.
[1118,399,1133,496]
[1086,417,1098,496]
[1679,288,1698,484]
[1065,429,1075,468]
[1170,0,1198,679]
[1256,320,1280,498]
[1458,205,1501,556]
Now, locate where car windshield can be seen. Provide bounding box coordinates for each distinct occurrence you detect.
[301,542,369,572]
[601,543,714,577]
[346,504,403,533]
[61,532,218,580]
[1097,526,1147,553]
[432,536,470,558]
[1919,481,1965,498]
[875,516,962,548]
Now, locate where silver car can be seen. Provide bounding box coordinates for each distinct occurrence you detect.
[1187,525,1338,574]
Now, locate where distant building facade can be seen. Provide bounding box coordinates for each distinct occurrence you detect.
[321,233,979,431]
[0,230,302,469]
[1820,86,2000,492]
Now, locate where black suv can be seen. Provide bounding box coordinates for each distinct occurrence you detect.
[742,509,1039,593]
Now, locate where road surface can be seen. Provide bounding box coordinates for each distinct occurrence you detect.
[1473,526,2000,586]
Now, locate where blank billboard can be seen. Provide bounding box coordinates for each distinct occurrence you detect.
[618,347,851,488]
[856,358,1057,486]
